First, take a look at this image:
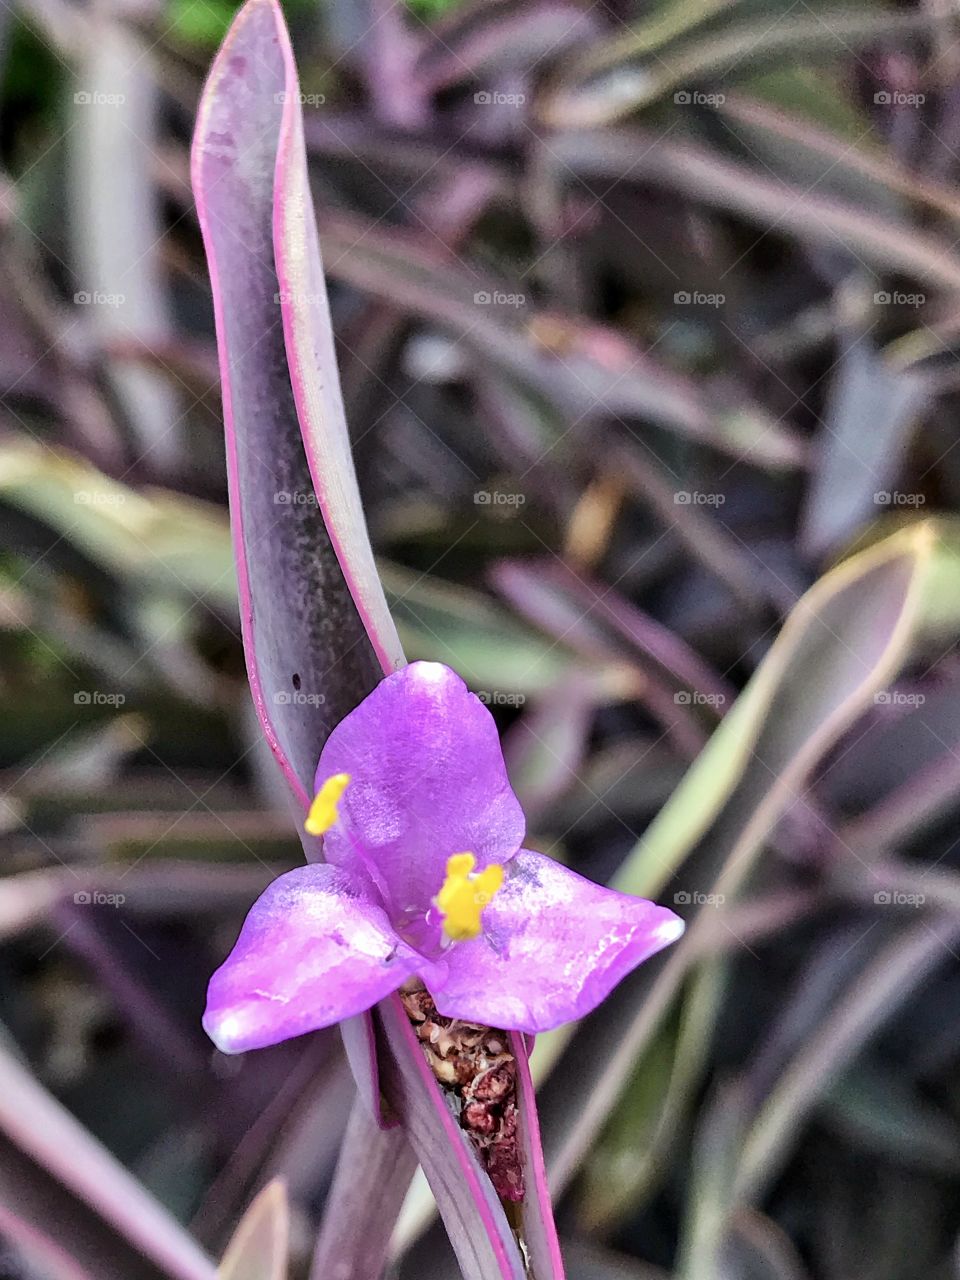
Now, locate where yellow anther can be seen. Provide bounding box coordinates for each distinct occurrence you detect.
[435,852,504,942]
[305,773,350,836]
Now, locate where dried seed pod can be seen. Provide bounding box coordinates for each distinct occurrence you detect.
[470,1062,513,1104]
[402,980,524,1202]
[463,1100,497,1137]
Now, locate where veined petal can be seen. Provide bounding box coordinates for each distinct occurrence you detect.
[428,851,684,1033]
[315,662,525,918]
[204,865,420,1053]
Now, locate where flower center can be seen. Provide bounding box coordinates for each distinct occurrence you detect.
[305,776,502,943]
[434,852,504,942]
[305,772,350,835]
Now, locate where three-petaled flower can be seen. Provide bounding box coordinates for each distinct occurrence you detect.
[204,661,684,1052]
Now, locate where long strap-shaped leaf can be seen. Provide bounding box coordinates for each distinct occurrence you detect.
[192,0,387,811]
[377,1000,563,1279]
[193,5,563,1275]
[217,1180,288,1280]
[310,1098,418,1280]
[0,1039,215,1280]
[192,0,390,1122]
[272,41,403,677]
[537,524,933,1194]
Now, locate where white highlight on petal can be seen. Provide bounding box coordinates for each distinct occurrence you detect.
[656,916,686,944]
[213,1013,247,1053]
[409,660,450,685]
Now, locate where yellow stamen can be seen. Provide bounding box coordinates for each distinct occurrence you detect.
[305,773,351,836]
[435,852,504,942]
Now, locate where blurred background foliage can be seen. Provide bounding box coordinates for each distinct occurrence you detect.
[1,0,960,1276]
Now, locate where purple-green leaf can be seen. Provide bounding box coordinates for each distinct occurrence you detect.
[0,1041,215,1280]
[192,0,387,810]
[193,4,566,1274]
[309,1098,418,1280]
[272,52,404,679]
[217,1180,288,1280]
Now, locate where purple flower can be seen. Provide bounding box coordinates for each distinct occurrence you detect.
[205,661,683,1053]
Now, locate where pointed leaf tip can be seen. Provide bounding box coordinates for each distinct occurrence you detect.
[218,1180,289,1280]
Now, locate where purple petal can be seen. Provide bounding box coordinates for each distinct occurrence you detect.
[427,851,684,1033]
[204,866,420,1053]
[317,662,525,916]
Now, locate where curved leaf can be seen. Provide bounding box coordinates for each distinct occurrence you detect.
[218,1181,288,1280]
[192,0,384,808]
[194,6,565,1275]
[273,44,404,677]
[0,1038,215,1280]
[537,524,933,1193]
[617,522,934,898]
[310,1098,417,1280]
